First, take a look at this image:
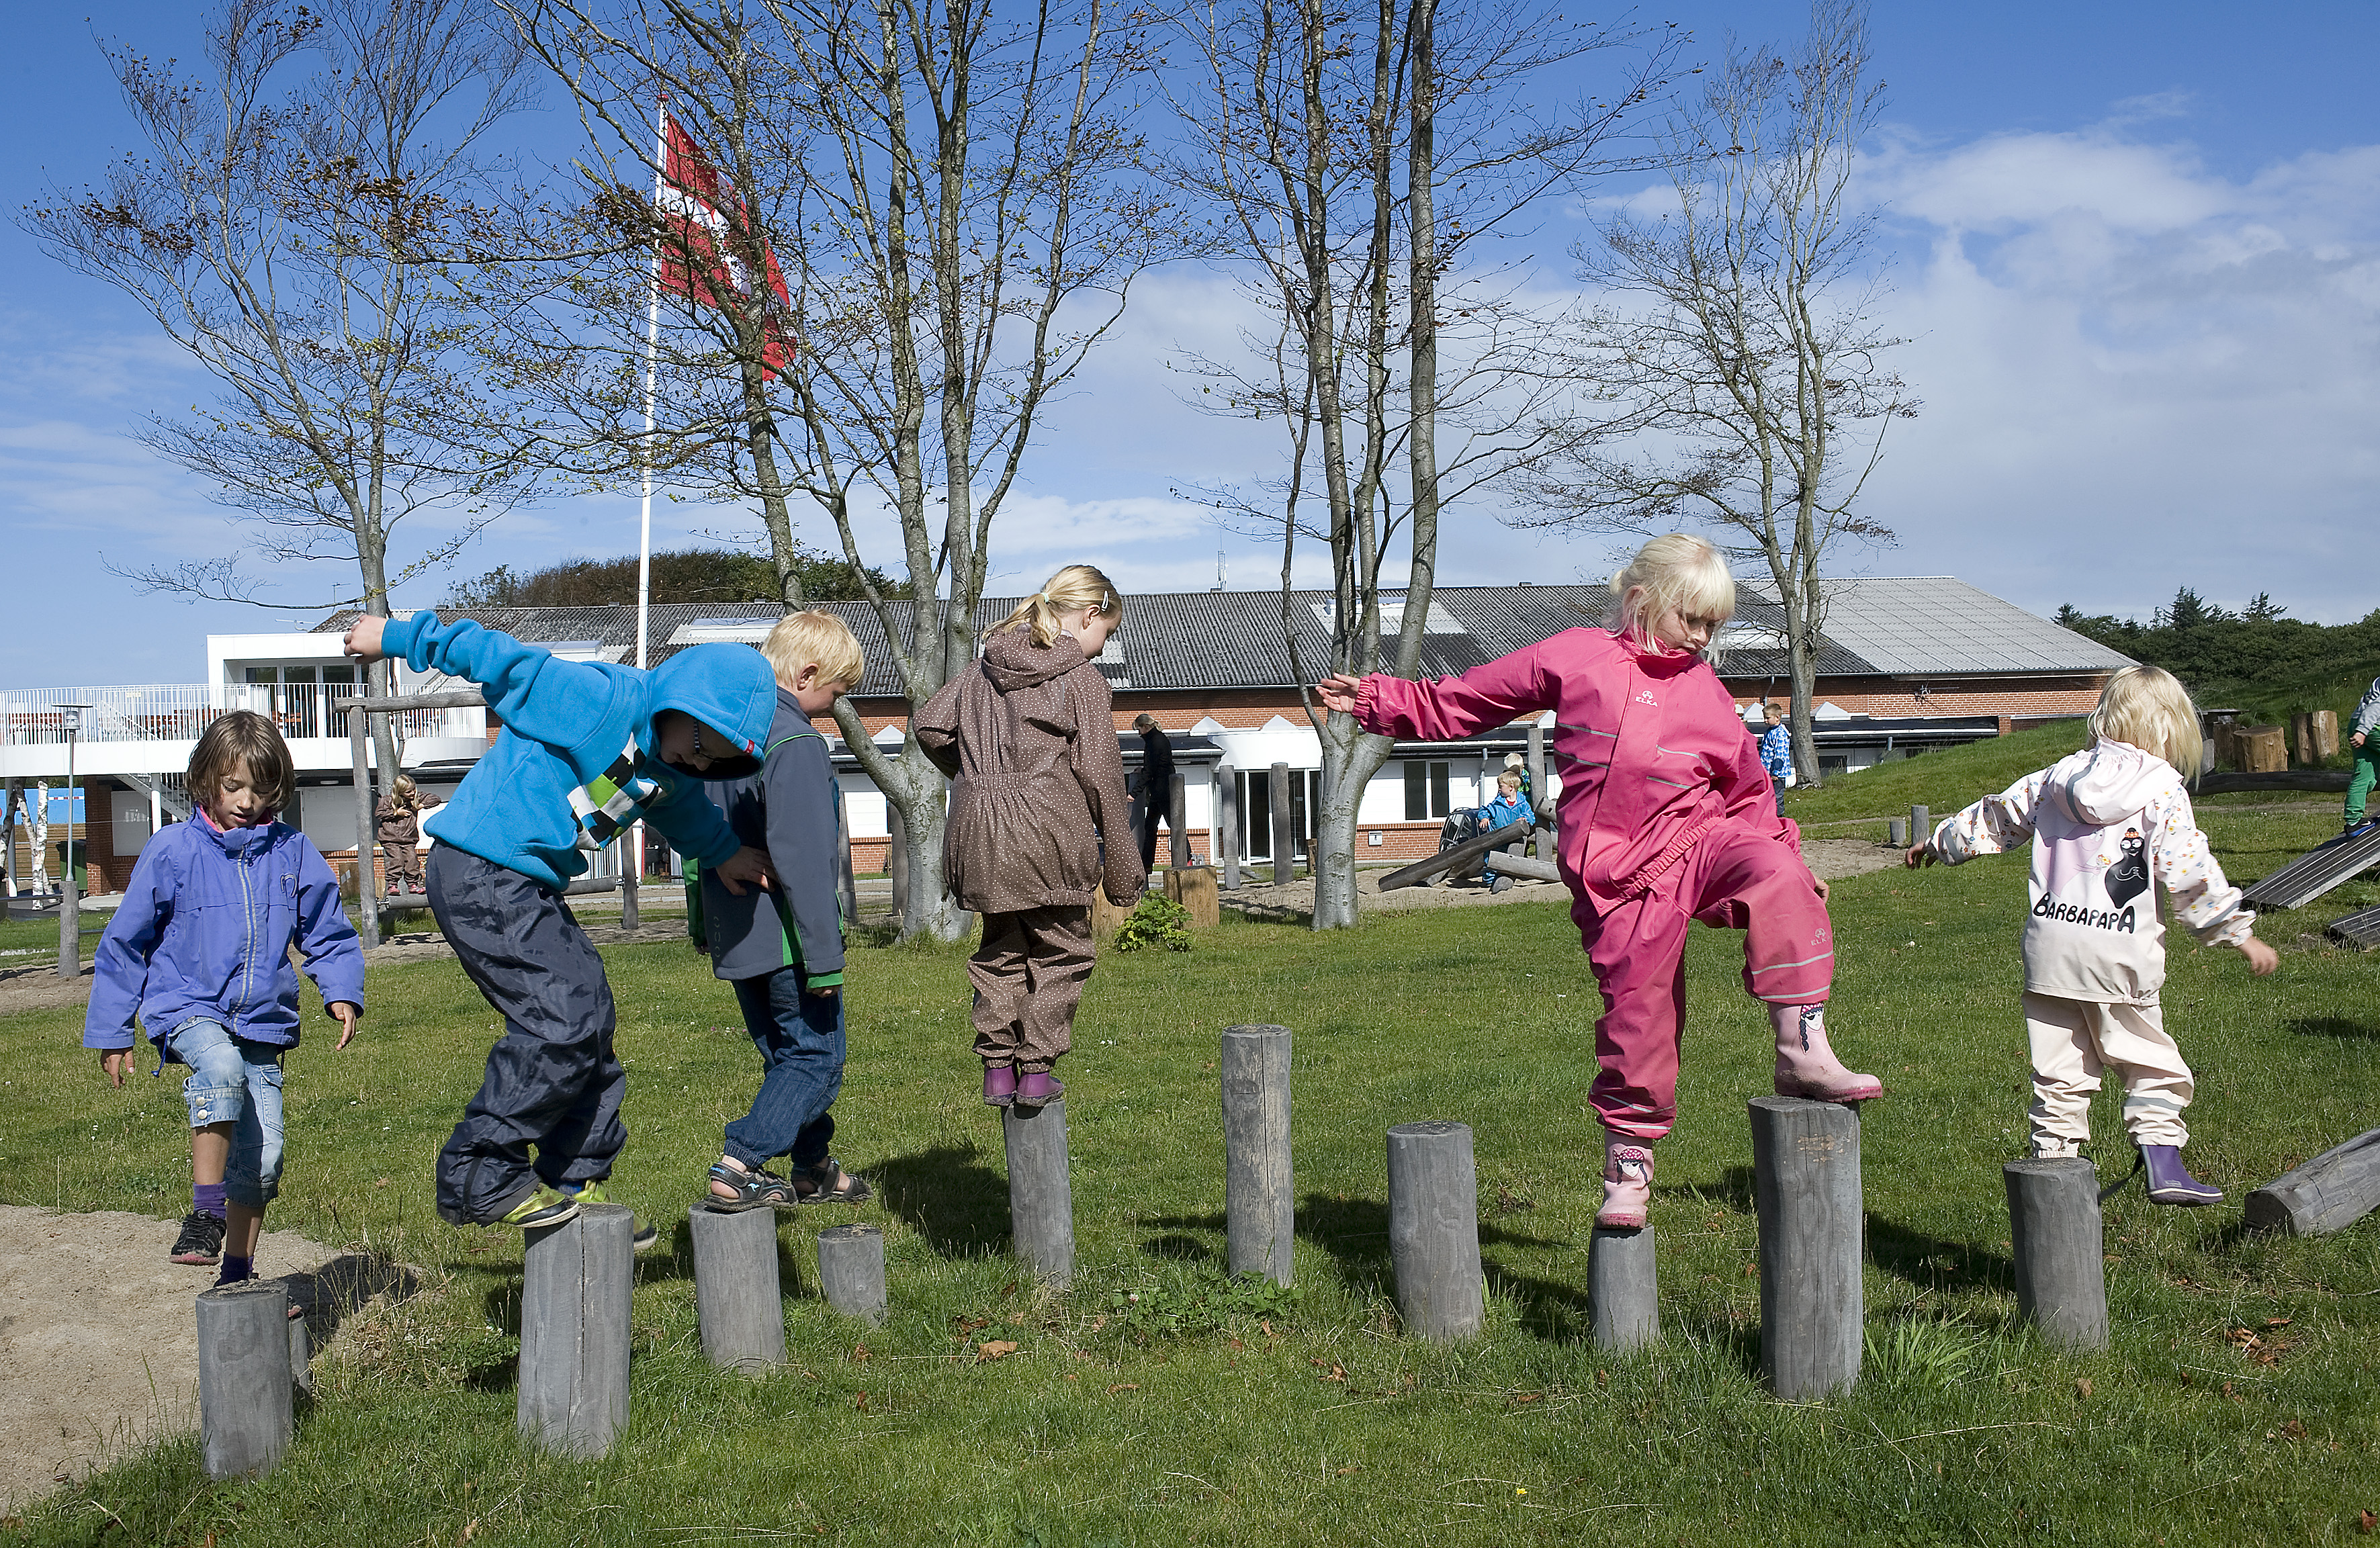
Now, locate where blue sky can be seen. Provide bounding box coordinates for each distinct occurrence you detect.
[5,2,2378,687]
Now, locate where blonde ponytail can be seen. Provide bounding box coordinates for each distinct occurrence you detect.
[997,563,1123,647]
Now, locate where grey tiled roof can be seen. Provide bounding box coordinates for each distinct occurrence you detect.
[1740,577,2137,676]
[321,576,2127,700]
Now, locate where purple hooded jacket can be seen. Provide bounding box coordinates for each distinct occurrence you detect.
[83,813,365,1059]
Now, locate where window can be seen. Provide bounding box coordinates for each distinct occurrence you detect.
[1403,760,1450,821]
[1238,769,1324,862]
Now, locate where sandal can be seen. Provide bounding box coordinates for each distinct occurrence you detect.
[705,1160,800,1213]
[795,1156,873,1206]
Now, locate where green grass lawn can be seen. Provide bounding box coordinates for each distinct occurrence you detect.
[6,792,2380,1545]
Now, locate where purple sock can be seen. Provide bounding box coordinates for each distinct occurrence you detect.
[193,1182,226,1220]
[216,1254,253,1287]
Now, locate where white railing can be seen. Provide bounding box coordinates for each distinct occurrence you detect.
[1,683,475,747]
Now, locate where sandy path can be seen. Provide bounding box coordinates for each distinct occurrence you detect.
[0,1207,417,1513]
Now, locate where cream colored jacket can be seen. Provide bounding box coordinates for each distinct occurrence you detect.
[1930,738,2254,1004]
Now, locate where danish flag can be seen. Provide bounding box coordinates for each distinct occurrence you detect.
[656,109,795,379]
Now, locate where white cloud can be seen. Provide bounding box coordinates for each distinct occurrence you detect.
[1844,115,2380,623]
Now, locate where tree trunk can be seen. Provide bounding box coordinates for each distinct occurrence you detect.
[830,707,969,942]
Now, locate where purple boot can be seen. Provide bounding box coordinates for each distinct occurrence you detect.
[981,1062,1018,1107]
[1013,1070,1065,1111]
[2141,1144,2222,1206]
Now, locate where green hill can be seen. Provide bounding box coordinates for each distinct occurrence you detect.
[1783,719,2092,831]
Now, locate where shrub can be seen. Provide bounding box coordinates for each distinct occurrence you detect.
[1111,893,1193,953]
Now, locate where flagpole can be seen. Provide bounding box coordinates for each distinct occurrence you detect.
[639,97,665,673]
[628,96,668,929]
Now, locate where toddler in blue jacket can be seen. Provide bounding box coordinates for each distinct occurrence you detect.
[85,711,365,1280]
[345,611,777,1232]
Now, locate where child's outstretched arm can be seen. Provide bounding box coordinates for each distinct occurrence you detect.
[2150,789,2270,972]
[1908,771,2049,869]
[1315,642,1554,742]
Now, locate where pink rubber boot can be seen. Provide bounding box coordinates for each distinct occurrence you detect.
[1772,1005,1883,1103]
[1596,1134,1655,1230]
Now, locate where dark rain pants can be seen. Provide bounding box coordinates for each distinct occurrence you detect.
[427,845,627,1225]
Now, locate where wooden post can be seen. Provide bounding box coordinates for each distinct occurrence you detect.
[887,801,910,931]
[197,1281,294,1480]
[1170,772,1190,870]
[2310,709,2341,764]
[1385,1120,1483,1341]
[1165,866,1220,927]
[2003,1158,2109,1351]
[289,1314,312,1396]
[1909,806,1930,850]
[2246,1126,2380,1236]
[1004,1099,1075,1287]
[518,1203,633,1458]
[349,707,380,949]
[1221,1026,1294,1285]
[1528,721,1553,861]
[1888,817,1906,848]
[1217,763,1240,891]
[2238,726,2287,773]
[1269,763,1294,885]
[1749,1097,1863,1399]
[818,1224,888,1322]
[1588,1224,1659,1353]
[689,1204,786,1374]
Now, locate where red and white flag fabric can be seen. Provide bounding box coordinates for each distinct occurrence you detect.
[656,109,796,379]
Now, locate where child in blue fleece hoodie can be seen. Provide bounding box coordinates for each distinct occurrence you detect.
[85,711,364,1279]
[345,612,778,1231]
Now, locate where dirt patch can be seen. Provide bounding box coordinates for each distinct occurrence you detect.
[1223,836,1903,922]
[0,1206,421,1512]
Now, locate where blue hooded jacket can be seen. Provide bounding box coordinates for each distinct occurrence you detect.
[382,613,777,889]
[83,815,364,1058]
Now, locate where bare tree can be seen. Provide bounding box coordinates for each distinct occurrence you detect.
[1165,0,1672,927]
[1519,0,1915,787]
[506,0,1169,940]
[21,0,539,787]
[487,1,824,614]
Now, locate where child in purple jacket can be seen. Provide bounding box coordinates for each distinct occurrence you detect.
[85,711,364,1280]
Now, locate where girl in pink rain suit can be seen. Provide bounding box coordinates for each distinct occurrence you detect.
[1318,534,1879,1228]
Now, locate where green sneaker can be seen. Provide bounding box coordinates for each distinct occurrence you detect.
[558,1180,660,1253]
[494,1185,580,1230]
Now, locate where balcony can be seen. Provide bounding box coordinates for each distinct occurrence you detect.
[0,684,488,780]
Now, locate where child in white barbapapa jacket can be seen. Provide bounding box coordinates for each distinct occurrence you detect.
[1906,666,2277,1205]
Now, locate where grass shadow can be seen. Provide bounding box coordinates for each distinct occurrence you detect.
[2289,1015,2380,1040]
[1483,1259,1595,1345]
[1865,1213,2013,1295]
[276,1252,424,1354]
[872,1144,1010,1258]
[1653,1164,1757,1214]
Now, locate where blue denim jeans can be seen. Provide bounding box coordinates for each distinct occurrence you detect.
[169,1017,286,1209]
[723,969,844,1172]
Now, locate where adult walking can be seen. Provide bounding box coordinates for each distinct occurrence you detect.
[1132,713,1176,870]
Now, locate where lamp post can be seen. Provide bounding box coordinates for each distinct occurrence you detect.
[56,704,90,978]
